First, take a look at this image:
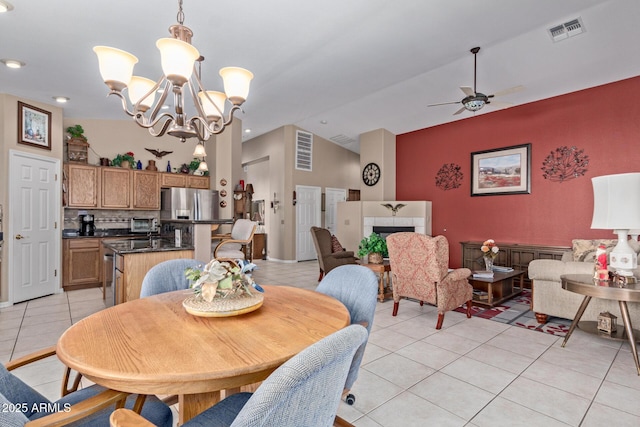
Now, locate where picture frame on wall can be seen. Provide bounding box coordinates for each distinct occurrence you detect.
[471,143,531,196]
[18,101,52,150]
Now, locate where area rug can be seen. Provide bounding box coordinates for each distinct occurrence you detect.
[454,289,571,337]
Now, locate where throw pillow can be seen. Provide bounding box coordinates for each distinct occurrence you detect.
[331,235,344,252]
[572,239,617,262]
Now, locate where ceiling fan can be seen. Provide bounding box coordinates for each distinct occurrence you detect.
[428,46,524,115]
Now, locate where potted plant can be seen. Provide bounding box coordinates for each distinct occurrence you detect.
[66,124,86,141]
[188,158,201,173]
[112,152,135,168]
[357,232,388,264]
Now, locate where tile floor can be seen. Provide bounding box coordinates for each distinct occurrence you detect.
[2,260,640,426]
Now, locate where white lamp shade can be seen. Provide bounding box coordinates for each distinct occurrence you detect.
[128,76,157,110]
[197,91,226,120]
[193,143,207,157]
[156,38,199,87]
[219,67,253,105]
[197,160,208,171]
[93,46,138,92]
[591,173,640,230]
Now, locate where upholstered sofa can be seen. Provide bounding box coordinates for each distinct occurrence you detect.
[528,239,640,326]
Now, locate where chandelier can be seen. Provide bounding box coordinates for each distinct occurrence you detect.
[93,0,253,143]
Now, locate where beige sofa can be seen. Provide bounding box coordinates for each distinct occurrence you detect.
[528,239,640,326]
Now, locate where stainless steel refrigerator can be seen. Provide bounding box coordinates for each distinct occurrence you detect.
[160,188,219,221]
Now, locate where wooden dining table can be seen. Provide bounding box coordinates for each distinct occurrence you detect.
[56,285,350,424]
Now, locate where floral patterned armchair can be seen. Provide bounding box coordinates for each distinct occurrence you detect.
[387,233,473,329]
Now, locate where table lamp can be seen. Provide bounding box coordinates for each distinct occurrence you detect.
[591,173,640,276]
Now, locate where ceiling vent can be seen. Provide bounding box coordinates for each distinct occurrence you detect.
[330,134,357,145]
[295,130,313,171]
[548,17,585,42]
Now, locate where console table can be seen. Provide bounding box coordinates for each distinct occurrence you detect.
[461,241,570,288]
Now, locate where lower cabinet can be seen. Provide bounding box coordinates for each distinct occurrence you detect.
[63,239,102,291]
[253,233,267,260]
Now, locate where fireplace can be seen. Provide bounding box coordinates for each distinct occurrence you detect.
[373,226,415,240]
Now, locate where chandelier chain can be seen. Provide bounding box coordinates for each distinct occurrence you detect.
[177,0,185,25]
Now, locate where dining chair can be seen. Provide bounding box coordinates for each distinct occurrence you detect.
[316,264,378,406]
[139,258,205,297]
[0,346,173,427]
[213,219,257,262]
[310,226,358,281]
[387,232,473,329]
[109,324,368,427]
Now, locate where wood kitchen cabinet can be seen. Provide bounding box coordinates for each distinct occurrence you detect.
[132,170,160,210]
[63,238,102,291]
[65,164,99,208]
[161,172,210,189]
[187,175,210,189]
[101,167,131,208]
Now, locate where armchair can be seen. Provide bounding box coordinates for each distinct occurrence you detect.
[213,219,257,262]
[387,233,473,329]
[310,227,357,281]
[0,346,172,426]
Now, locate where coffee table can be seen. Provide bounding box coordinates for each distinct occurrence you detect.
[358,260,392,302]
[468,269,525,307]
[561,274,640,375]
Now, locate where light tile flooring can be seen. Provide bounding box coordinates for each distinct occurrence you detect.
[2,260,640,426]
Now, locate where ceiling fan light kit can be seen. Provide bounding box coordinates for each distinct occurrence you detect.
[93,0,253,143]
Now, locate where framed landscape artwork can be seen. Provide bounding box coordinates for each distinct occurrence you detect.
[18,101,52,150]
[471,143,531,196]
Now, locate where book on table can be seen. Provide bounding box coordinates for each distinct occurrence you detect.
[491,265,514,273]
[473,270,494,279]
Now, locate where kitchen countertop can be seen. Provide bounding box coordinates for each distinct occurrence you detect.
[62,229,156,239]
[102,238,194,254]
[160,218,234,224]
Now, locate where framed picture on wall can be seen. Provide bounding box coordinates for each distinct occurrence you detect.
[18,101,52,150]
[471,143,531,196]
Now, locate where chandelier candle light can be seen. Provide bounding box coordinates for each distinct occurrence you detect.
[93,0,253,143]
[481,239,499,272]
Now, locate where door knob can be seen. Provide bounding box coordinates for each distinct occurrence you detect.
[15,234,24,240]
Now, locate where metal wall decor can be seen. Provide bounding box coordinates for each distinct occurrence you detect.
[541,145,589,183]
[435,163,463,191]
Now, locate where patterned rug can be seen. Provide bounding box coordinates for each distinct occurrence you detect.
[454,289,571,337]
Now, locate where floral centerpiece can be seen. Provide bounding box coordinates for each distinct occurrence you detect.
[183,259,264,316]
[480,239,499,271]
[112,152,135,168]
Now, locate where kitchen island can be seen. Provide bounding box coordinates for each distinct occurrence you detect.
[103,238,195,305]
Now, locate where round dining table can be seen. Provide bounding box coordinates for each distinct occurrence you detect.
[56,285,350,424]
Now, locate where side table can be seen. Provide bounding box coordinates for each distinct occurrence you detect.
[358,260,392,302]
[561,274,640,375]
[468,270,525,308]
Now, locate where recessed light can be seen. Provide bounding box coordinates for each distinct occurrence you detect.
[320,120,328,125]
[0,1,14,13]
[53,96,70,103]
[244,129,251,134]
[1,59,25,69]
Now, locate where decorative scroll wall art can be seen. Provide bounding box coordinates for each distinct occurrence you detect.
[541,146,589,183]
[435,163,463,191]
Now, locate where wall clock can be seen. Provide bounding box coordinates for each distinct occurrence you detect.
[362,162,381,186]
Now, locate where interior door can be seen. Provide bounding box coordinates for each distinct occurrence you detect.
[324,188,346,235]
[9,150,61,303]
[295,185,321,261]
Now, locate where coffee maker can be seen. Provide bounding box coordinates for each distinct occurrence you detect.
[79,214,96,236]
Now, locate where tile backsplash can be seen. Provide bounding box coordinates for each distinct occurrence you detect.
[64,209,160,231]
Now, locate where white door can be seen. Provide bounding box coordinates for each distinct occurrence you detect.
[324,188,346,235]
[9,150,61,303]
[296,185,321,261]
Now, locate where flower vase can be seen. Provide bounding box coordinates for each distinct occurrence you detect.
[484,256,494,272]
[120,160,130,169]
[368,252,383,264]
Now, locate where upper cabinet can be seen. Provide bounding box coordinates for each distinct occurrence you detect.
[64,164,160,210]
[161,172,210,189]
[187,175,210,189]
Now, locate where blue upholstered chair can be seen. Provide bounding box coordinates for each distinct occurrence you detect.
[139,258,205,298]
[0,347,172,427]
[316,264,378,405]
[109,325,368,427]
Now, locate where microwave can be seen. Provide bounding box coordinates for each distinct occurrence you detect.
[130,217,158,233]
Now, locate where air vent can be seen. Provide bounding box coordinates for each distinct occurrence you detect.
[295,130,313,171]
[548,17,585,42]
[330,134,357,145]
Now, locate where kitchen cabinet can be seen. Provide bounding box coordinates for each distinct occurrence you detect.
[132,170,160,210]
[65,164,99,208]
[63,238,102,291]
[101,167,131,209]
[234,190,251,220]
[161,173,210,189]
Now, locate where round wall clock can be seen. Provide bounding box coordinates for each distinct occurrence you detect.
[362,162,381,186]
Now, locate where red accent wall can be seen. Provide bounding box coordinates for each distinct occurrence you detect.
[396,76,640,268]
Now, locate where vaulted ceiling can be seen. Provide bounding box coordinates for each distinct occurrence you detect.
[1,0,638,152]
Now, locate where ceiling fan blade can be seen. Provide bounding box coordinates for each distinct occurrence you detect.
[487,101,513,109]
[491,85,525,98]
[453,106,468,115]
[460,86,475,96]
[427,101,461,107]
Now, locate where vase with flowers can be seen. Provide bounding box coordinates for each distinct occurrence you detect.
[480,239,499,272]
[183,259,264,317]
[112,152,135,168]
